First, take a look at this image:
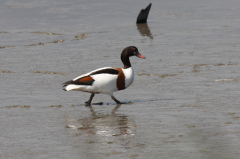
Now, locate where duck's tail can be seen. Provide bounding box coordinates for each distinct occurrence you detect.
[62,80,72,91]
[62,79,92,91]
[62,85,68,91]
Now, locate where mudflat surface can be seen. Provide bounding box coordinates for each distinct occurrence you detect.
[1,0,240,158]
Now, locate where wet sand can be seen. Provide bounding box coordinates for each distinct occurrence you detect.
[1,0,240,158]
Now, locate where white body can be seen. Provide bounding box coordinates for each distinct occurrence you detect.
[65,67,134,96]
[122,67,134,88]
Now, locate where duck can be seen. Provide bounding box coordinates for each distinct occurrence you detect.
[62,46,146,105]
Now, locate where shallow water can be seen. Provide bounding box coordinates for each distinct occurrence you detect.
[1,0,240,158]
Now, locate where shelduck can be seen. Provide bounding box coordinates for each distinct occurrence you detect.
[62,46,145,105]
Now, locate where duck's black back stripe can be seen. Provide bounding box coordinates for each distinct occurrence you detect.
[90,68,119,76]
[62,80,91,86]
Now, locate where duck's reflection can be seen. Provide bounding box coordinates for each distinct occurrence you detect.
[65,105,141,157]
[67,104,136,137]
[136,23,153,40]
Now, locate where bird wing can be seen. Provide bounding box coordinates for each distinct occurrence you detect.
[62,67,120,86]
[62,76,95,86]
